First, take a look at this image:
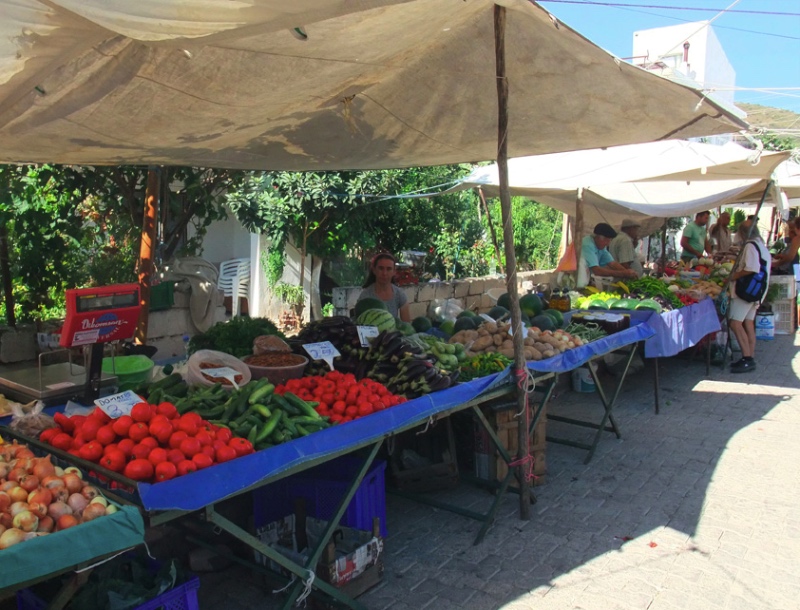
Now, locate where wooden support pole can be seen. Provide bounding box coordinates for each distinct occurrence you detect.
[574,191,584,273]
[135,168,160,344]
[494,4,530,521]
[478,187,505,274]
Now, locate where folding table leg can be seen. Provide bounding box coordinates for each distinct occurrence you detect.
[653,356,660,415]
[204,440,383,610]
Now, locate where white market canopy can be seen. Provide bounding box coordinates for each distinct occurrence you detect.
[0,0,748,170]
[446,140,791,233]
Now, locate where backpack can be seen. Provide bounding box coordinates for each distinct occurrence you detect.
[734,241,768,303]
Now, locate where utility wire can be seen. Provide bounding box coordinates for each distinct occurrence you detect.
[539,1,800,16]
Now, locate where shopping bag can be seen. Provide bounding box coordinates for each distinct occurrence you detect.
[556,242,577,273]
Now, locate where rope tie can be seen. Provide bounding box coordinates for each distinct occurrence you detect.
[507,366,536,482]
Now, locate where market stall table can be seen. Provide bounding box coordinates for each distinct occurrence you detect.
[628,298,722,413]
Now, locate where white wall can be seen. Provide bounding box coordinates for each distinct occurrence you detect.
[632,22,736,107]
[188,207,252,265]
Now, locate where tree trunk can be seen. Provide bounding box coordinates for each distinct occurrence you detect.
[0,222,15,328]
[310,256,323,320]
[135,168,160,344]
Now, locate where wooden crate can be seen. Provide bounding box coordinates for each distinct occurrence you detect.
[493,406,547,486]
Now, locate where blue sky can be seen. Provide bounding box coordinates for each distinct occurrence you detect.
[538,0,800,115]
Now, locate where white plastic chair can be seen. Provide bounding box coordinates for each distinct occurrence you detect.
[217,258,251,316]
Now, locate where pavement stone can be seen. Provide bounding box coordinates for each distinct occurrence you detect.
[159,332,800,610]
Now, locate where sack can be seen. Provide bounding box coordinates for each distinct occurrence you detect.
[734,241,768,303]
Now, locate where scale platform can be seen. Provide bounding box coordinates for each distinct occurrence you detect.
[0,362,117,406]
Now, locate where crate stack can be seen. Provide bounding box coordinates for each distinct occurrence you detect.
[770,276,797,335]
[493,406,548,486]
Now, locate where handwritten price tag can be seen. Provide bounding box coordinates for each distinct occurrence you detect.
[94,390,143,418]
[200,366,238,379]
[357,325,380,347]
[303,341,341,371]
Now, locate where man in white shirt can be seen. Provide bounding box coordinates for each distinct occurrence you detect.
[609,219,644,278]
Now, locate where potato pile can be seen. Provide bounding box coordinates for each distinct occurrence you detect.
[692,280,723,297]
[449,320,584,361]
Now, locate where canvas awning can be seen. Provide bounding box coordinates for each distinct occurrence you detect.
[445,140,790,233]
[0,0,747,170]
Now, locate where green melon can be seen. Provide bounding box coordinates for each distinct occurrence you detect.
[454,317,477,332]
[519,293,544,317]
[488,306,510,320]
[411,316,432,332]
[356,309,397,332]
[542,309,564,328]
[354,297,387,318]
[457,310,478,319]
[521,313,532,327]
[397,321,416,336]
[439,320,456,337]
[530,314,556,332]
[496,292,512,310]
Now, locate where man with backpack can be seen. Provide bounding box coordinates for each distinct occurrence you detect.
[728,218,771,373]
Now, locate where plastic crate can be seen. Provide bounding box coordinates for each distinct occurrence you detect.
[769,275,796,301]
[17,560,200,610]
[150,281,175,311]
[773,298,796,335]
[253,456,387,537]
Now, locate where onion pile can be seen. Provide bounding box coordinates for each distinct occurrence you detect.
[0,441,119,550]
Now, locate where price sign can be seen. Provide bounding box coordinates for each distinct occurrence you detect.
[200,366,238,379]
[303,341,341,371]
[94,390,143,418]
[357,325,380,347]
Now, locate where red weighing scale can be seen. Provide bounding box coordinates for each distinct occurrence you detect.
[0,284,141,405]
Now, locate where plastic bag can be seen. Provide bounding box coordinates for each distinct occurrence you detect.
[9,399,53,438]
[186,349,251,389]
[428,298,463,322]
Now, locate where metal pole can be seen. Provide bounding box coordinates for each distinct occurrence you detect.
[494,4,530,521]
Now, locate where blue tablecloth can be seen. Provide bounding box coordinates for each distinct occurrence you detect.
[629,299,721,358]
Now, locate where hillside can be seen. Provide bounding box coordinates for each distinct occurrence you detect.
[738,103,800,136]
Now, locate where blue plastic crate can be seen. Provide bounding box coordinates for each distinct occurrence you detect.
[253,456,387,537]
[17,559,200,610]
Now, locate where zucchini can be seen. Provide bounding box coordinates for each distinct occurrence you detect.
[282,392,321,419]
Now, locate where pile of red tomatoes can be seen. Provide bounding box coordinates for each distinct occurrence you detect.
[276,371,407,424]
[41,402,254,483]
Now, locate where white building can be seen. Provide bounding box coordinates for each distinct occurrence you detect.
[632,21,737,111]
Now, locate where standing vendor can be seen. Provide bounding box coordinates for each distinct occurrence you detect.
[609,219,644,278]
[357,253,411,321]
[577,223,638,287]
[708,211,732,254]
[680,210,712,261]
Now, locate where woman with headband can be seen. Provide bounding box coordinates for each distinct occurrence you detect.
[357,253,411,322]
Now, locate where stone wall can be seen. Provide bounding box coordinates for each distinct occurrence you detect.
[333,270,558,318]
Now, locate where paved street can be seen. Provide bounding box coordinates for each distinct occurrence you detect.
[199,332,800,610]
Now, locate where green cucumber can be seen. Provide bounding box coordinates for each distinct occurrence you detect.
[280,411,298,438]
[290,415,329,428]
[271,394,301,416]
[282,392,321,419]
[251,404,272,420]
[248,382,276,405]
[257,410,282,441]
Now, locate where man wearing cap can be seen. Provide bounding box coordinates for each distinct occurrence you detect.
[577,223,638,287]
[609,219,644,278]
[680,210,712,261]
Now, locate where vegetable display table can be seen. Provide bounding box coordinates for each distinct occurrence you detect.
[628,299,722,412]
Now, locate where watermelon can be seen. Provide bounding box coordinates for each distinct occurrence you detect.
[457,310,478,319]
[397,321,416,336]
[542,309,564,328]
[519,294,543,317]
[488,306,510,320]
[497,292,512,310]
[354,297,387,318]
[439,320,455,337]
[411,316,432,332]
[356,309,397,332]
[530,314,556,331]
[587,300,609,310]
[454,317,477,332]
